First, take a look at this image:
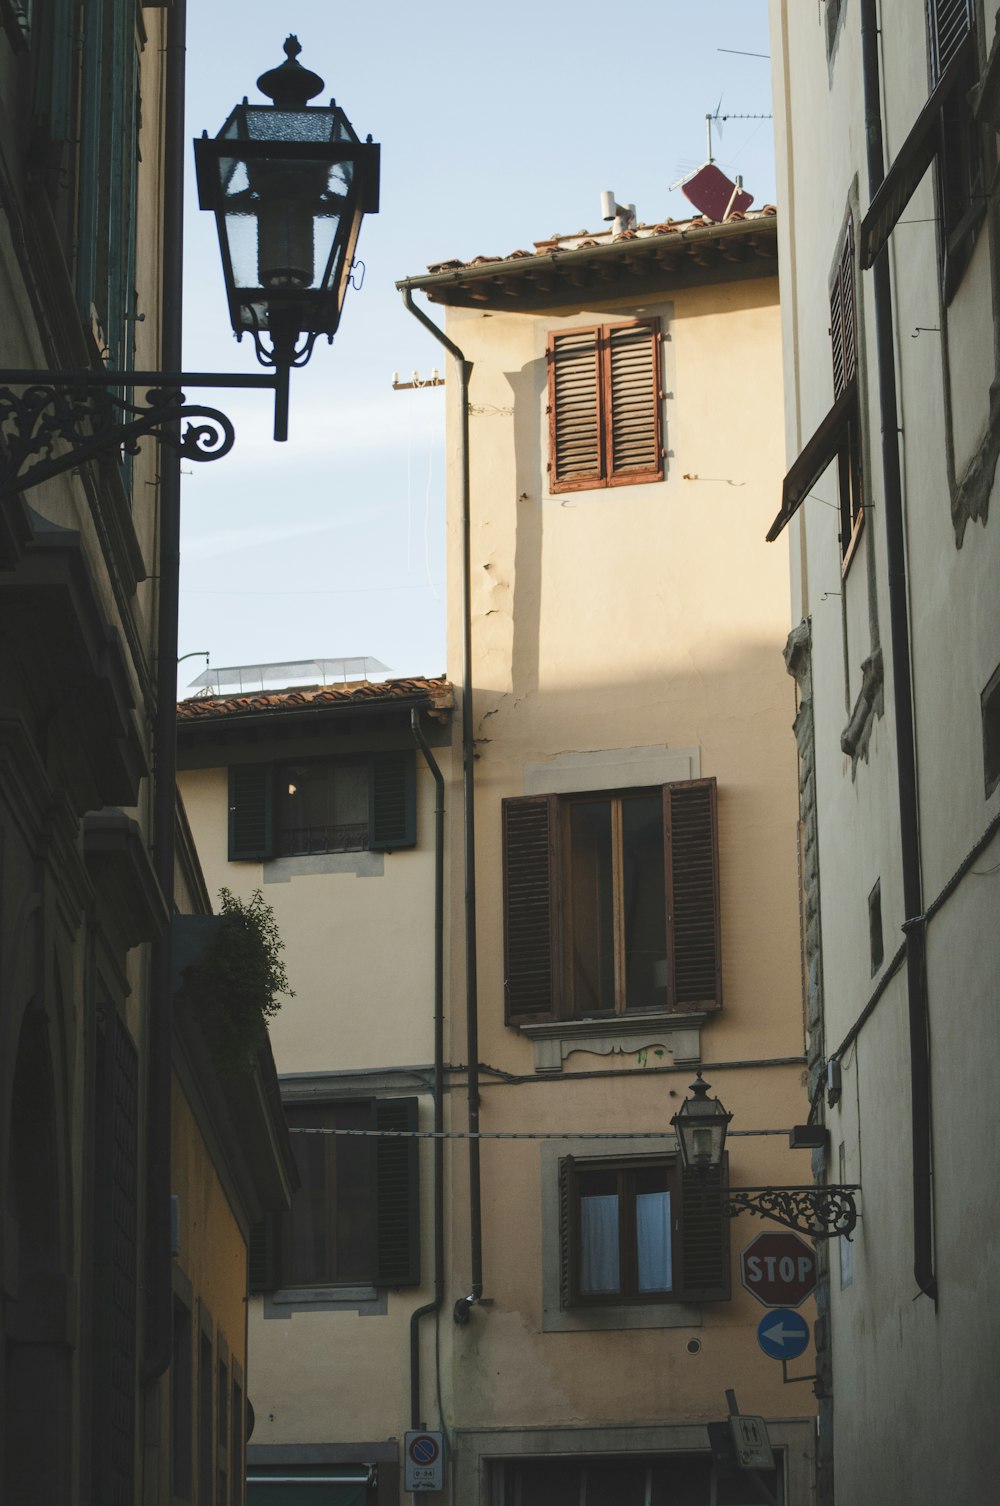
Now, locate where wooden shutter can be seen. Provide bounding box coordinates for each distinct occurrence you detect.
[830,224,857,400]
[558,1155,579,1309]
[548,327,603,492]
[247,1215,280,1294]
[502,795,559,1023]
[605,321,663,485]
[372,1098,420,1287]
[664,778,722,1012]
[928,0,973,85]
[228,764,274,861]
[369,749,417,850]
[675,1157,731,1303]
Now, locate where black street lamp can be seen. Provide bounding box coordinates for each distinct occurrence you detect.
[0,36,378,497]
[194,36,380,439]
[670,1073,860,1240]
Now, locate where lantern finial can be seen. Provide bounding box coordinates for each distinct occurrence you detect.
[257,36,325,109]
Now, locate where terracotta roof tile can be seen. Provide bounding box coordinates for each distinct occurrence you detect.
[425,206,778,276]
[177,675,453,724]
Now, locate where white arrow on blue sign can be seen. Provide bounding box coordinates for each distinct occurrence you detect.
[756,1307,810,1361]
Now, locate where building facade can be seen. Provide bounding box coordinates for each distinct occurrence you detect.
[402,206,816,1505]
[767,1,1000,1501]
[1,7,294,1504]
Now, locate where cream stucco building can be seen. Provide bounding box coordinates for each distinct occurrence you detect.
[767,1,1000,1502]
[178,203,822,1504]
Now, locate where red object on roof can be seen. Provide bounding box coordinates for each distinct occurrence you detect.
[680,164,754,222]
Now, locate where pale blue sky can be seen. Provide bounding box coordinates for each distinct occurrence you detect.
[178,1,775,688]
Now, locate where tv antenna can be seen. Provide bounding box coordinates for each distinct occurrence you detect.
[668,100,772,221]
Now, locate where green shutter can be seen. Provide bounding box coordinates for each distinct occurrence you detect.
[248,1216,280,1294]
[675,1157,731,1303]
[228,765,274,861]
[502,795,558,1024]
[664,778,722,1011]
[372,1098,420,1287]
[369,750,416,849]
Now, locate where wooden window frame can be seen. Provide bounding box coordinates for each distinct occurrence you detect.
[559,1152,731,1309]
[502,778,721,1027]
[547,319,664,494]
[228,750,417,861]
[251,1097,420,1294]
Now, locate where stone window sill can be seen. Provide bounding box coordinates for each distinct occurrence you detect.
[519,1011,710,1074]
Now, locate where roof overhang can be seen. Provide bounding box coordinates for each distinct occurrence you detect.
[398,216,779,313]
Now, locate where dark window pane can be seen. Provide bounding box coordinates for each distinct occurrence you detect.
[569,800,614,1013]
[277,760,368,855]
[621,794,667,1010]
[285,1102,373,1284]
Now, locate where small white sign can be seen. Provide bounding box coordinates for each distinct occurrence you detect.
[404,1430,444,1492]
[729,1414,775,1470]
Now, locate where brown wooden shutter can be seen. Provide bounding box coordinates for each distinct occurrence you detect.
[372,1098,420,1287]
[228,764,274,861]
[928,0,973,85]
[558,1155,579,1308]
[548,327,602,492]
[675,1156,731,1302]
[605,320,663,485]
[502,795,559,1023]
[663,777,722,1011]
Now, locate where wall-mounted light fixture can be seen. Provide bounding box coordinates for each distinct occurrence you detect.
[0,36,379,498]
[670,1073,859,1239]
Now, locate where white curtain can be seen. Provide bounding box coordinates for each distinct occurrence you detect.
[636,1190,671,1292]
[580,1194,620,1293]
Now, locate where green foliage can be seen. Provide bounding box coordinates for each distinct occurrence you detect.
[182,888,294,1075]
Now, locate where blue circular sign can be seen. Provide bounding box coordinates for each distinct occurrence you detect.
[410,1435,439,1465]
[756,1306,810,1361]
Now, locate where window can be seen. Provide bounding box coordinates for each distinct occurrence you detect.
[829,222,863,564]
[228,750,416,861]
[171,1295,192,1502]
[981,660,1000,796]
[229,1367,244,1506]
[495,1452,780,1506]
[560,1155,730,1309]
[502,778,721,1025]
[547,320,663,493]
[250,1099,420,1292]
[868,879,884,975]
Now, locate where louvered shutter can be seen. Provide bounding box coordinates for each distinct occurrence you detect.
[228,765,274,861]
[558,1155,579,1308]
[664,778,722,1012]
[502,795,559,1023]
[372,1098,420,1286]
[247,1215,280,1293]
[369,749,417,850]
[548,327,602,492]
[675,1156,731,1302]
[928,0,973,85]
[605,321,663,485]
[830,224,857,400]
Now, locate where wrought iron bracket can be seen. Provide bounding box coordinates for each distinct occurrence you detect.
[0,366,290,499]
[720,1185,860,1240]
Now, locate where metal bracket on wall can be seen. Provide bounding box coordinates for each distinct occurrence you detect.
[0,367,286,498]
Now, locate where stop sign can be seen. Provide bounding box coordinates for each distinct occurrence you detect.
[740,1231,816,1308]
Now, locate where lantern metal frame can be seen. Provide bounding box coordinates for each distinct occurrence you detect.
[670,1073,860,1241]
[0,37,378,497]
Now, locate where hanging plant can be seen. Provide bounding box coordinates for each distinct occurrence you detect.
[179,888,294,1075]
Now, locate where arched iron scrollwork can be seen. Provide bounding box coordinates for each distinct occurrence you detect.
[0,382,235,497]
[719,1185,860,1240]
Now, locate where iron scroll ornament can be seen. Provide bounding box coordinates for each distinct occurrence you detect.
[0,382,235,497]
[717,1185,860,1240]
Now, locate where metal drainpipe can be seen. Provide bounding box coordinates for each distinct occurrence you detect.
[144,0,187,1380]
[859,0,936,1303]
[409,709,445,1428]
[398,285,483,1306]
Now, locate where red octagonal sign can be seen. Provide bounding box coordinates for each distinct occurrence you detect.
[740,1231,817,1308]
